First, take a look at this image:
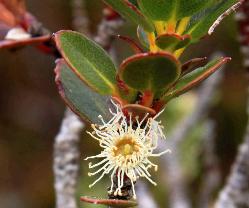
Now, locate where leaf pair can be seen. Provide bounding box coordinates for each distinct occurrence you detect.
[54,59,112,125]
[162,57,231,102]
[54,31,230,123]
[55,31,181,97]
[54,30,183,100]
[54,31,118,124]
[119,51,230,103]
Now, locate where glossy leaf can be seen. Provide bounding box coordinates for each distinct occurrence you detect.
[119,52,181,94]
[164,57,231,101]
[54,59,112,124]
[54,30,117,95]
[103,0,154,32]
[81,196,137,207]
[186,0,240,42]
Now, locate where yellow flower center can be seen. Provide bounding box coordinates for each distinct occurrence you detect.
[113,136,140,157]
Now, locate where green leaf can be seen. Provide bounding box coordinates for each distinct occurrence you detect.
[54,30,117,95]
[138,0,174,21]
[119,52,181,94]
[177,0,211,19]
[103,0,154,32]
[164,57,231,101]
[156,33,181,50]
[181,57,207,76]
[185,0,240,42]
[55,59,112,124]
[155,33,191,51]
[138,0,211,21]
[128,0,138,6]
[123,104,156,118]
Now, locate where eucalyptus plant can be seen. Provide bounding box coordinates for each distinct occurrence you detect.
[52,0,243,207]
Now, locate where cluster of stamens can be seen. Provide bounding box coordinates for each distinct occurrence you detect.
[85,100,170,199]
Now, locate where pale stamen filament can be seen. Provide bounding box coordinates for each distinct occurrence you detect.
[85,100,169,198]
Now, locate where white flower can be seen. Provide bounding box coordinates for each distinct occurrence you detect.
[85,100,170,199]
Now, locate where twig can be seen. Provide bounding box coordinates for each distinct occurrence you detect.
[198,121,221,208]
[53,1,89,208]
[71,0,91,36]
[94,13,123,50]
[53,109,85,208]
[215,108,249,208]
[136,181,158,208]
[235,0,249,68]
[159,66,224,208]
[208,1,244,35]
[215,2,249,207]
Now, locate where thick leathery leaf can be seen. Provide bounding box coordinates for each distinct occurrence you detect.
[138,0,174,21]
[103,0,154,32]
[54,59,112,124]
[186,0,240,42]
[156,33,181,50]
[138,0,210,21]
[80,196,137,208]
[181,57,207,76]
[177,0,211,19]
[122,104,156,118]
[155,33,191,51]
[54,30,117,95]
[119,52,181,94]
[164,57,231,101]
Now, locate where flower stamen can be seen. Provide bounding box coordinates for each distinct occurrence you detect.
[85,100,170,199]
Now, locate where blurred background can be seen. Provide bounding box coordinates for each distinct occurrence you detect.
[0,0,247,207]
